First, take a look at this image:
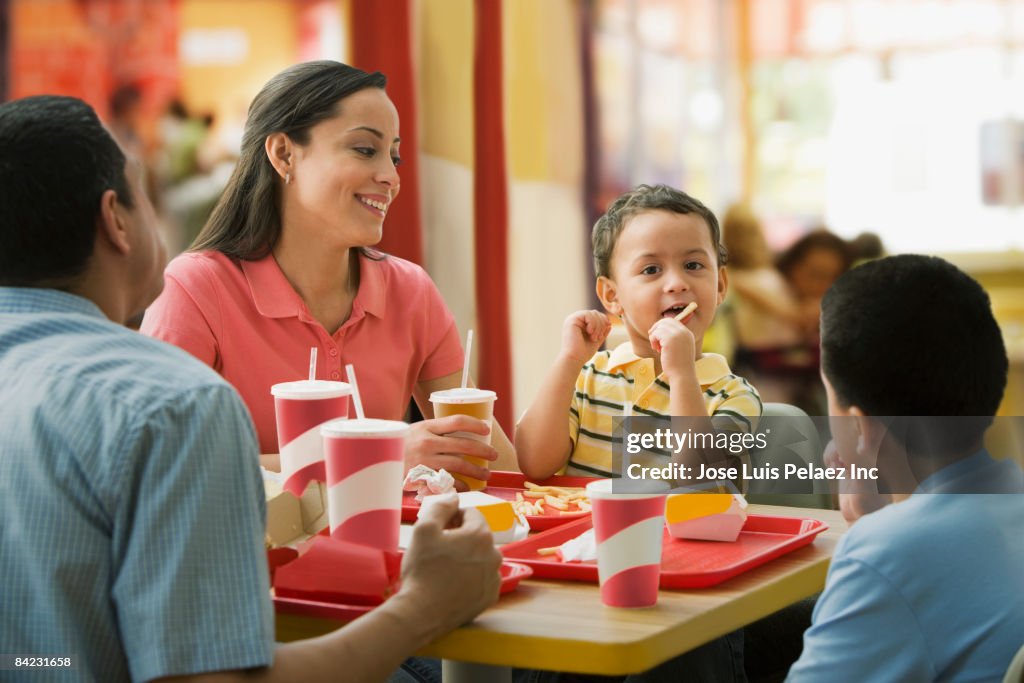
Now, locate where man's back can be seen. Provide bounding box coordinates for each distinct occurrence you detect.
[0,287,273,682]
[789,452,1024,682]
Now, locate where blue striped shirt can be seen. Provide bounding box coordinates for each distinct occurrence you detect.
[0,288,274,682]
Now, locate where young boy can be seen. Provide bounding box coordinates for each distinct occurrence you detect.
[516,184,761,481]
[787,255,1023,681]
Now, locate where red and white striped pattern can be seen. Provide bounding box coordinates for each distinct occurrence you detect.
[275,393,349,496]
[589,481,666,607]
[323,421,408,553]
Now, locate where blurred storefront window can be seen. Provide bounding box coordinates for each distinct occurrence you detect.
[593,0,1024,254]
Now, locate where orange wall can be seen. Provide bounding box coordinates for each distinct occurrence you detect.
[178,0,298,131]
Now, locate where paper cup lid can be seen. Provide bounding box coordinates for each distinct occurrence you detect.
[321,418,410,439]
[429,387,497,404]
[586,478,670,500]
[271,380,351,400]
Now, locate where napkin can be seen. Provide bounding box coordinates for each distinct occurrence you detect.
[557,528,597,563]
[403,465,456,501]
[273,536,401,605]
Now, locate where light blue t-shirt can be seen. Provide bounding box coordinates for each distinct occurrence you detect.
[0,288,274,682]
[788,451,1024,682]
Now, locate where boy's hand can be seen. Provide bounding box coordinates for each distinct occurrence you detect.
[648,317,696,381]
[560,310,611,366]
[823,439,891,525]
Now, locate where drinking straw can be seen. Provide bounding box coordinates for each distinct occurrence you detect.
[460,329,474,389]
[345,364,366,420]
[308,347,317,382]
[624,401,633,418]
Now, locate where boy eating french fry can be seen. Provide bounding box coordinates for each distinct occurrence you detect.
[516,184,761,484]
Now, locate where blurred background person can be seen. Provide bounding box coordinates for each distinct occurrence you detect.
[157,97,229,252]
[720,203,812,407]
[773,229,852,414]
[848,231,887,267]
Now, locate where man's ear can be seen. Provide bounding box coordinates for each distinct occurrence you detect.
[265,132,293,180]
[97,188,130,255]
[596,276,622,316]
[717,265,728,305]
[851,406,885,461]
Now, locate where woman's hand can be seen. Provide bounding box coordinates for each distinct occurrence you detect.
[405,415,499,491]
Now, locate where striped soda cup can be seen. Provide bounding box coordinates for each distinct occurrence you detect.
[586,478,668,607]
[271,380,351,496]
[321,418,409,552]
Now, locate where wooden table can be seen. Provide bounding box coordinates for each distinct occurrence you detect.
[276,505,846,678]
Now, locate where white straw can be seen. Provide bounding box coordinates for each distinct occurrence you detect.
[624,401,633,418]
[345,364,366,420]
[308,347,317,382]
[460,329,474,389]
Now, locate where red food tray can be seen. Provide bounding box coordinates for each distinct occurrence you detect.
[274,561,532,621]
[500,514,828,589]
[402,471,595,531]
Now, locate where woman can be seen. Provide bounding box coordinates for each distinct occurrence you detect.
[142,61,515,483]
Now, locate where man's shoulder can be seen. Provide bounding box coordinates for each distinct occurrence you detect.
[46,315,231,401]
[836,493,1013,572]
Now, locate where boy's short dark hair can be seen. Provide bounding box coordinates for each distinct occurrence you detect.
[821,255,1007,420]
[0,95,133,286]
[592,184,727,278]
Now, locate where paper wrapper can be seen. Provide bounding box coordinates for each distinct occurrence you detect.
[273,536,401,605]
[402,465,456,501]
[419,491,528,544]
[665,492,748,542]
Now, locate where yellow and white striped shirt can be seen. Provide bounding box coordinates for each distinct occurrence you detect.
[567,342,762,478]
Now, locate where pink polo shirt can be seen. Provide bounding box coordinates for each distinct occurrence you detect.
[141,250,463,453]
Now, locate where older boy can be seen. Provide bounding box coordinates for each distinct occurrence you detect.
[787,255,1024,681]
[517,184,761,481]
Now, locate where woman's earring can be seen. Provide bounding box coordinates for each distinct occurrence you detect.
[285,172,292,185]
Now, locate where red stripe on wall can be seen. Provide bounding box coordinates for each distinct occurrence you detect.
[473,0,513,431]
[350,0,424,266]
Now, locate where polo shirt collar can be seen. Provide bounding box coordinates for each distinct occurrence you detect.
[356,253,386,318]
[0,287,105,319]
[242,251,387,320]
[605,341,732,385]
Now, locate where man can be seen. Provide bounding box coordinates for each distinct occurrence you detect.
[0,95,501,682]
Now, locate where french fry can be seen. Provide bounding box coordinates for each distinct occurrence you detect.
[537,547,560,556]
[544,495,569,510]
[511,484,591,517]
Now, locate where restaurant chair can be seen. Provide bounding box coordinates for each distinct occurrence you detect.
[1004,642,1024,683]
[746,402,834,509]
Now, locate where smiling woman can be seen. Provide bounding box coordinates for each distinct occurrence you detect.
[140,60,515,483]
